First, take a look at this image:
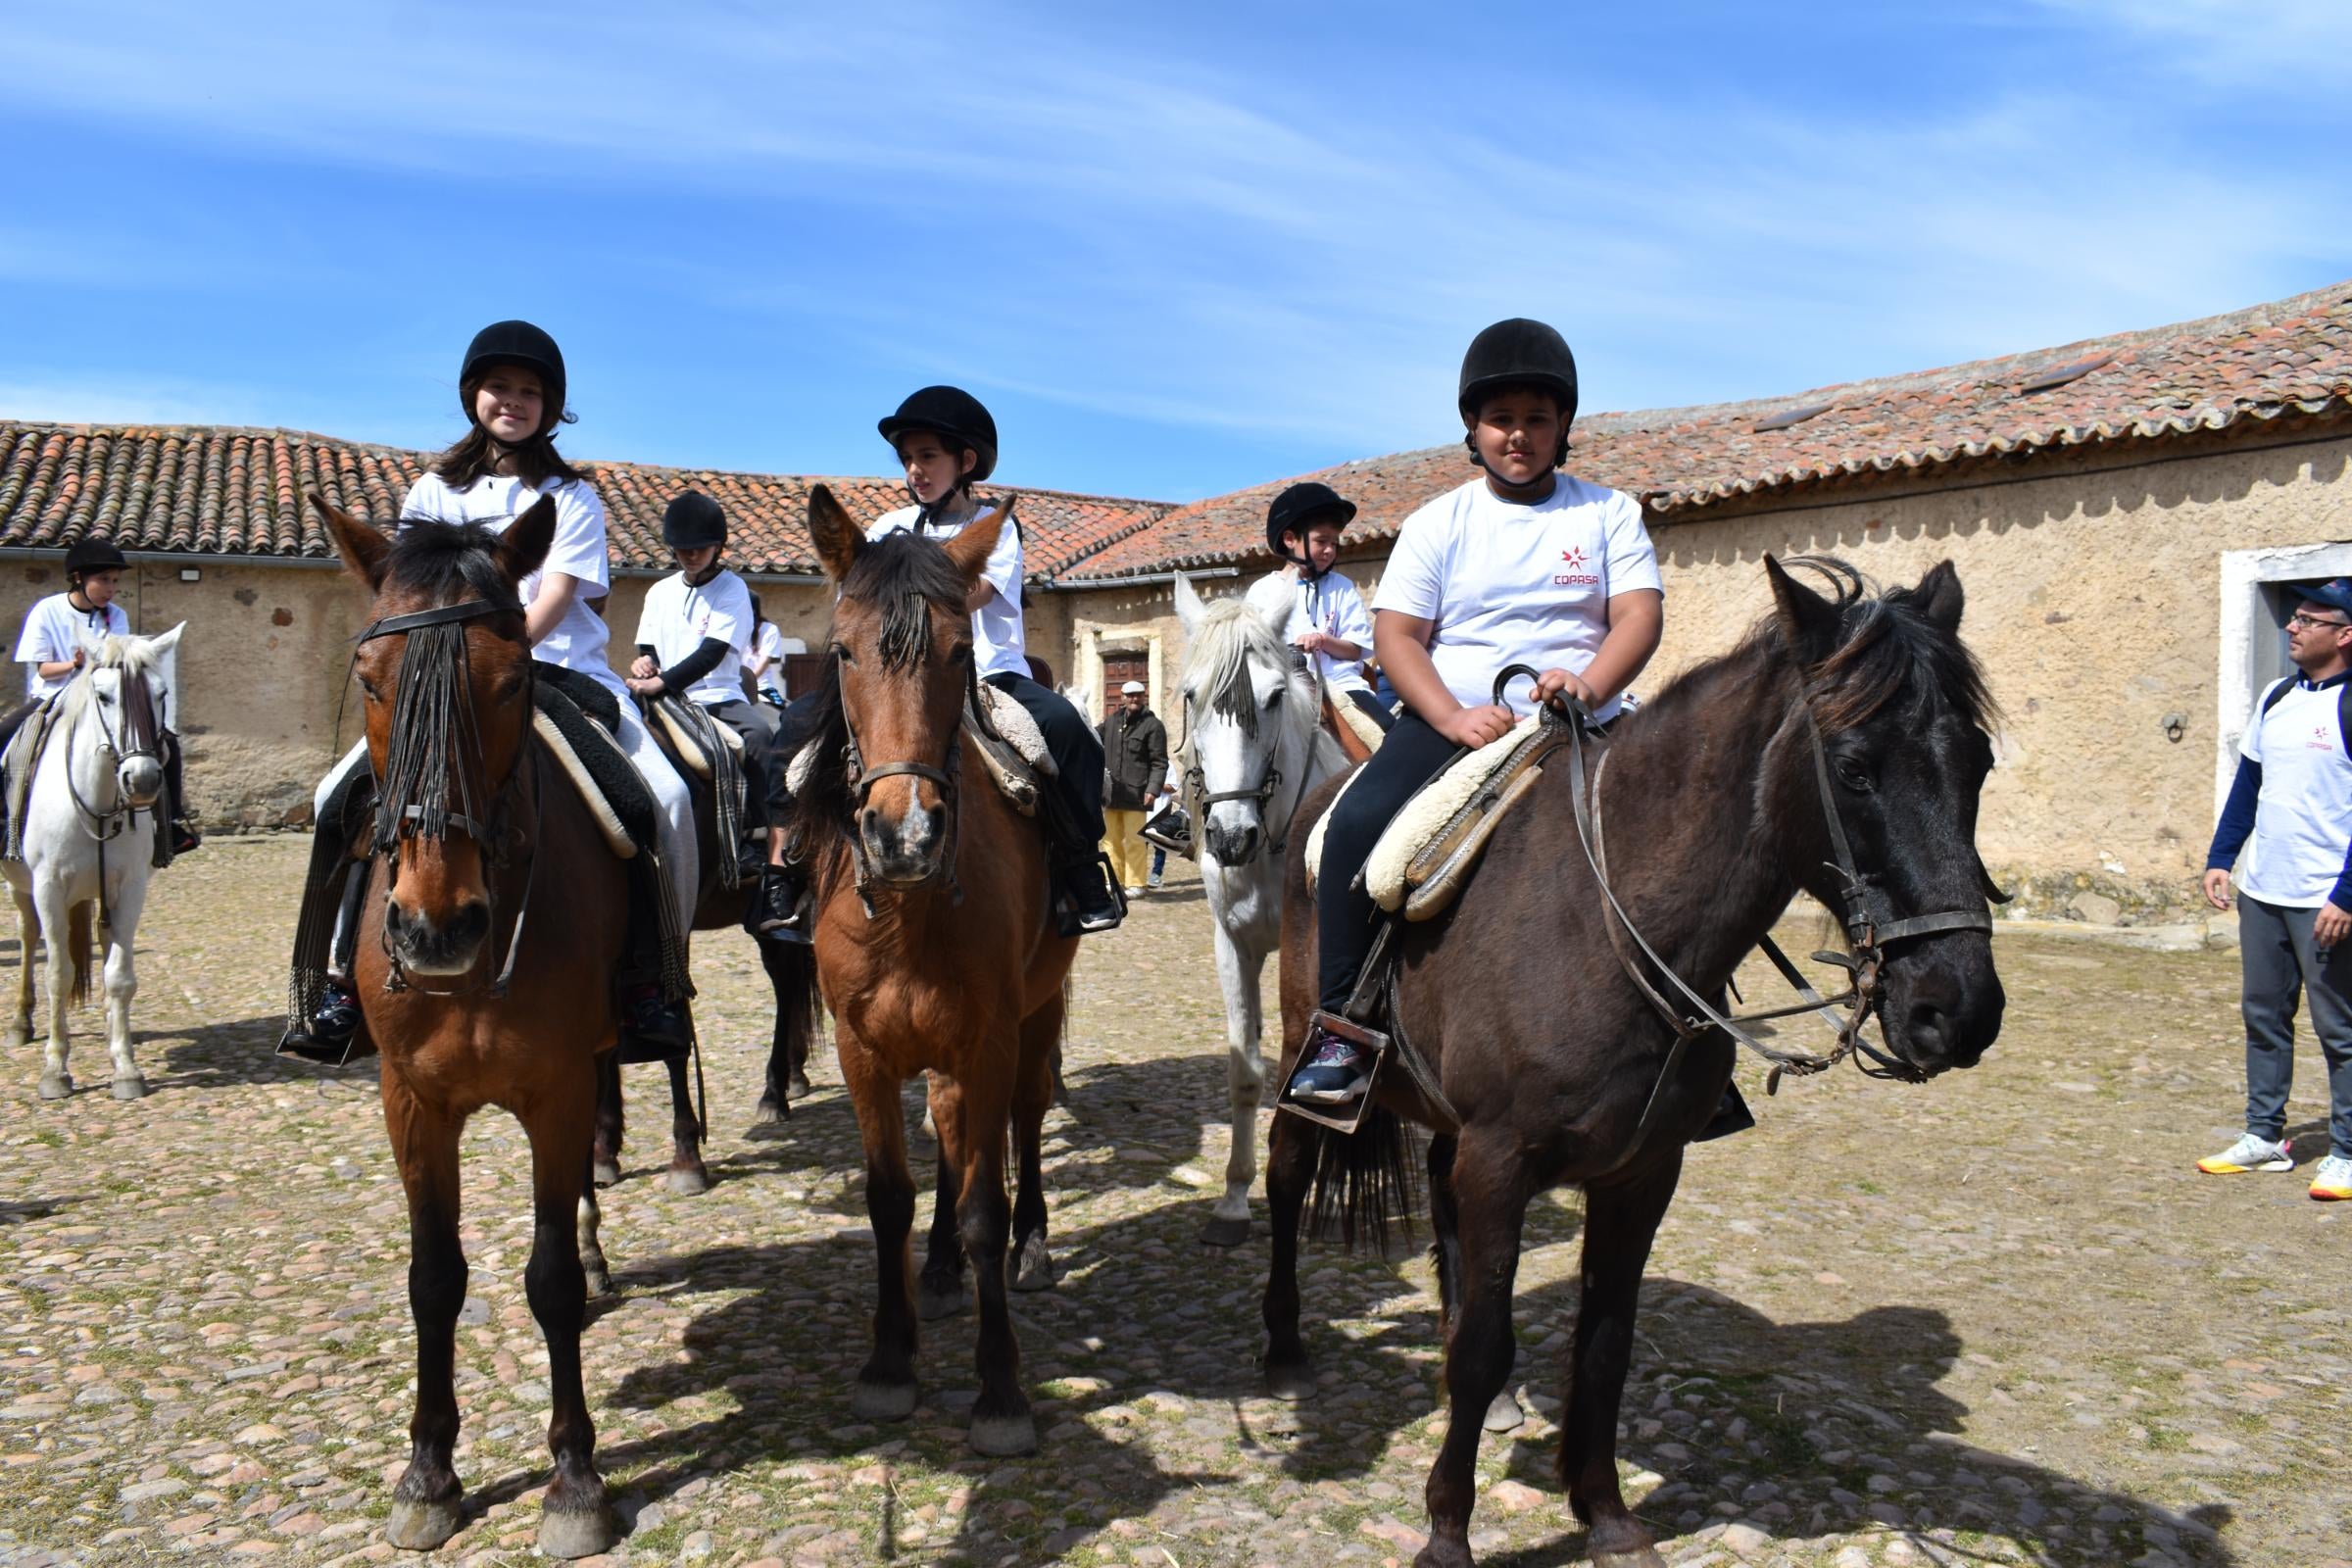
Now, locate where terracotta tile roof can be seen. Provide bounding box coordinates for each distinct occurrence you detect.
[0,425,1173,578]
[1060,277,2352,580]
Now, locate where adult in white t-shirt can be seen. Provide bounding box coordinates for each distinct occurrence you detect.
[286,320,696,1060]
[2199,580,2352,1195]
[1287,318,1670,1114]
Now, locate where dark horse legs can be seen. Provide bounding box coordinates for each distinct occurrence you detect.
[952,1066,1035,1455]
[382,1080,467,1552]
[592,1052,710,1196]
[1429,1137,1527,1436]
[1559,1154,1683,1568]
[1416,1130,1531,1568]
[522,1077,614,1558]
[919,1076,969,1321]
[1259,1102,1322,1402]
[845,1036,922,1422]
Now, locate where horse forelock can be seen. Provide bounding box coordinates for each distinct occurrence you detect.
[839,532,967,674]
[379,520,525,617]
[1180,598,1315,745]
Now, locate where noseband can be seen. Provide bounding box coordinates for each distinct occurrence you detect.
[1179,651,1313,866]
[64,662,165,843]
[353,597,541,998]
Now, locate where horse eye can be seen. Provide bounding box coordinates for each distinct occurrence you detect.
[1834,759,1874,793]
[950,644,973,666]
[358,678,382,702]
[830,643,854,666]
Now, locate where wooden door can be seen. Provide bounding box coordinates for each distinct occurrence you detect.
[1101,652,1149,717]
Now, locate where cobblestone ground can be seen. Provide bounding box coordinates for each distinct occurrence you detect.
[2,837,2348,1568]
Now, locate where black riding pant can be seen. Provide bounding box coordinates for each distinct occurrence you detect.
[1315,712,1458,1012]
[984,670,1106,850]
[1343,687,1397,733]
[701,698,786,833]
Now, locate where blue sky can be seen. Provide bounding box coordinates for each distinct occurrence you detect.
[2,1,2346,503]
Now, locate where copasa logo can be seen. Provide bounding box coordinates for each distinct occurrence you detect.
[1554,545,1598,588]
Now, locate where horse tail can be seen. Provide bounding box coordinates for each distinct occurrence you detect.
[772,936,825,1076]
[1302,1105,1418,1255]
[67,903,94,1009]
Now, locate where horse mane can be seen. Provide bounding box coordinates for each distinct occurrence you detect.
[379,520,526,614]
[1178,595,1338,769]
[1636,557,1997,737]
[52,634,165,728]
[790,531,972,847]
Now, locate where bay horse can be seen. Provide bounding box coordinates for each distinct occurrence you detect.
[1168,572,1348,1246]
[3,624,184,1101]
[1262,558,2007,1568]
[791,484,1076,1456]
[317,494,624,1559]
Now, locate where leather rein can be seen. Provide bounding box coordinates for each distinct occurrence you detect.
[353,598,544,1000]
[1493,662,1998,1123]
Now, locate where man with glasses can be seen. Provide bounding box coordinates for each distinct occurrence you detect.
[2200,578,2352,1200]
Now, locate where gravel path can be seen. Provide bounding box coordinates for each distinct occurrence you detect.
[1,837,2346,1567]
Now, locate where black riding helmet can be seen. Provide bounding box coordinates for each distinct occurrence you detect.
[66,537,128,582]
[1458,318,1579,468]
[1263,481,1357,575]
[878,385,999,485]
[662,490,728,552]
[460,320,568,439]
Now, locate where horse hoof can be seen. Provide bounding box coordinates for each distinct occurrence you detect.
[968,1409,1038,1456]
[537,1502,614,1561]
[1199,1214,1250,1249]
[749,1097,784,1130]
[384,1495,465,1551]
[664,1165,710,1197]
[917,1281,969,1321]
[591,1157,621,1189]
[851,1378,919,1420]
[1010,1235,1055,1293]
[583,1263,612,1299]
[36,1073,72,1102]
[787,1070,813,1101]
[1481,1389,1527,1433]
[111,1074,148,1102]
[1265,1361,1316,1403]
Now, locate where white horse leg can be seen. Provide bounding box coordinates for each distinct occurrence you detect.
[1202,893,1268,1249]
[101,870,148,1100]
[33,882,75,1100]
[6,885,35,1052]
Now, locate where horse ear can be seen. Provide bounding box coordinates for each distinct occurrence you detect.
[144,622,185,661]
[808,484,863,582]
[314,492,390,592]
[1173,571,1205,633]
[941,503,1011,585]
[494,494,559,585]
[1914,560,1965,634]
[1765,554,1841,664]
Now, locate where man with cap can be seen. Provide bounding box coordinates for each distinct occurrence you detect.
[1245,480,1392,731]
[2200,576,2352,1200]
[1098,679,1169,896]
[628,490,799,937]
[5,536,200,858]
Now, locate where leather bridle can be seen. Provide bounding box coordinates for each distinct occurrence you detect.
[1178,651,1316,866]
[63,662,164,844]
[833,655,965,915]
[353,598,543,999]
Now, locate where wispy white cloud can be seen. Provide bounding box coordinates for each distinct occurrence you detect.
[0,378,281,429]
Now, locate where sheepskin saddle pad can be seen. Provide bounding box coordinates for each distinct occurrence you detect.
[1306,712,1564,921]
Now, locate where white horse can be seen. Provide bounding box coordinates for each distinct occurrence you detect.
[1172,574,1348,1247]
[2,625,184,1101]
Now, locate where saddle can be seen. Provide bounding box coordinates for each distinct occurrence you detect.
[1323,686,1388,762]
[785,680,1053,815]
[649,696,745,781]
[532,684,653,859]
[0,699,59,861]
[1304,712,1568,921]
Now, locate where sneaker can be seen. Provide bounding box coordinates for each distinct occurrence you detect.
[2197,1133,2294,1174]
[1060,857,1126,935]
[2311,1153,2352,1201]
[171,820,202,855]
[622,987,691,1053]
[278,982,363,1061]
[1123,884,1147,897]
[750,868,810,944]
[1288,1035,1372,1103]
[1148,872,1165,890]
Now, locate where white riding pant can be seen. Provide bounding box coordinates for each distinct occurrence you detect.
[314,702,698,934]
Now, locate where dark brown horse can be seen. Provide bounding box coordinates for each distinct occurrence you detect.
[318,495,625,1559]
[791,485,1076,1455]
[1263,559,2007,1568]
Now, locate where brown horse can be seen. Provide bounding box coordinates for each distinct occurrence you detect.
[791,485,1076,1455]
[1263,559,2007,1568]
[318,495,624,1559]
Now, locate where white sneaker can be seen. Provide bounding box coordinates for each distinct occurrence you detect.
[2197,1133,2294,1174]
[2311,1152,2352,1201]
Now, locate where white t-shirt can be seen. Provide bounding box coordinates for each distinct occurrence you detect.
[15,593,131,700]
[635,568,754,709]
[752,621,787,699]
[1373,473,1661,721]
[1245,568,1374,693]
[400,472,619,696]
[2236,675,2352,907]
[866,504,1026,680]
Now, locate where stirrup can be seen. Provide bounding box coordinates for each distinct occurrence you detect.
[1276,1009,1391,1134]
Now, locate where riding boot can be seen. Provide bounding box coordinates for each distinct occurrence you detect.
[1693,1081,1755,1142]
[279,858,373,1063]
[159,733,199,860]
[746,862,810,945]
[616,858,691,1062]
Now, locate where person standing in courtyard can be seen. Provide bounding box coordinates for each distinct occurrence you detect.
[1099,680,1168,896]
[2200,578,2352,1200]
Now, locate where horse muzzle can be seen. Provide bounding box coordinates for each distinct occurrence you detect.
[1879,940,2005,1075]
[1203,820,1260,866]
[118,755,164,810]
[382,897,492,976]
[858,803,947,887]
